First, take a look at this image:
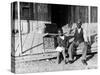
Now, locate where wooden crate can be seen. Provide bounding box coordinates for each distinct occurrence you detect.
[43,35,57,49]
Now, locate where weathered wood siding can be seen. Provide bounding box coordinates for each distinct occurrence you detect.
[12,2,97,56]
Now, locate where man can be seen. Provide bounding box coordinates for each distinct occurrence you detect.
[68,20,88,65]
[56,28,69,64]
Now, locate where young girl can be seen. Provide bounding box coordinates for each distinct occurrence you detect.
[56,28,69,64]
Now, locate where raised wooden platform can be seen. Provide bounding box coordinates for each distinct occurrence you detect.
[12,45,97,63]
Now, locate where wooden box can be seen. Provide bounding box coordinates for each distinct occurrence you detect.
[43,35,57,49]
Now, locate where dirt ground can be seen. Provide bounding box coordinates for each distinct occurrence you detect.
[15,53,97,73]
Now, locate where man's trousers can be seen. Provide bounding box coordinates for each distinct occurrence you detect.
[68,41,87,61]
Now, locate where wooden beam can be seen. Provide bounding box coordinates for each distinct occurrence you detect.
[88,6,91,43]
[18,1,22,56]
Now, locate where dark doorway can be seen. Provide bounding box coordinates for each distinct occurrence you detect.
[51,4,71,28]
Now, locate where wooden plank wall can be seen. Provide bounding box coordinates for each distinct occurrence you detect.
[70,6,97,23]
[33,3,51,21]
[70,6,88,23]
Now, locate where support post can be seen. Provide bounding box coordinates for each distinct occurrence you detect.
[18,1,22,56]
[88,6,91,43]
